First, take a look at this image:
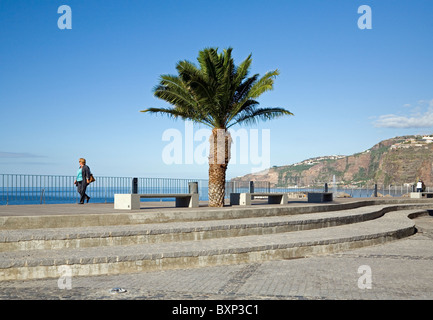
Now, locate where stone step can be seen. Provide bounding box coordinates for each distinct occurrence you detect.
[0,209,428,281]
[0,204,429,252]
[1,199,428,230]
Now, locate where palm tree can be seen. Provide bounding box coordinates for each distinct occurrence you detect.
[141,47,293,207]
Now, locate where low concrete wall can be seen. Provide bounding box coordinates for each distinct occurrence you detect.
[1,198,432,230]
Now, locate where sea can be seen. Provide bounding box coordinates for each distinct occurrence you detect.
[0,186,407,206]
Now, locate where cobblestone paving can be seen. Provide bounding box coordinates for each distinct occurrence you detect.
[1,216,432,300]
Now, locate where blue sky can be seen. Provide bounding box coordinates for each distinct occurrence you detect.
[1,0,432,179]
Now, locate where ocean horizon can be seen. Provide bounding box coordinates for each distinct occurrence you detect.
[0,186,407,206]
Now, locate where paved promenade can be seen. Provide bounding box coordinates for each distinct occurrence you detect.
[0,200,432,301]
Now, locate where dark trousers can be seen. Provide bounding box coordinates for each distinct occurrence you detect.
[77,181,89,203]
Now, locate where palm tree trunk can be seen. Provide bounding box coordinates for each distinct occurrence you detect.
[208,128,231,207]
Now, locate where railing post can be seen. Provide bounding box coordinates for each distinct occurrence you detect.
[6,175,9,205]
[374,184,378,197]
[40,188,45,204]
[230,181,235,195]
[132,177,138,194]
[188,181,198,194]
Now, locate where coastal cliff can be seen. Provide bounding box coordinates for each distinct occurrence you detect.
[231,135,433,187]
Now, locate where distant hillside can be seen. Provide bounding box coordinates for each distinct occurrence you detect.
[231,135,433,187]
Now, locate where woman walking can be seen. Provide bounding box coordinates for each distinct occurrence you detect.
[74,158,91,204]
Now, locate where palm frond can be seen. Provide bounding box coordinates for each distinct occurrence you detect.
[140,107,214,127]
[248,70,280,99]
[228,107,293,128]
[143,47,292,131]
[233,53,252,86]
[153,74,196,109]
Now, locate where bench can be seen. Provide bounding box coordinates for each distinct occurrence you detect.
[230,193,288,206]
[410,192,433,199]
[114,193,199,210]
[307,192,333,203]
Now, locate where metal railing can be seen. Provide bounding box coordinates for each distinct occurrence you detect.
[227,180,429,198]
[0,174,209,205]
[1,174,430,205]
[1,174,78,205]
